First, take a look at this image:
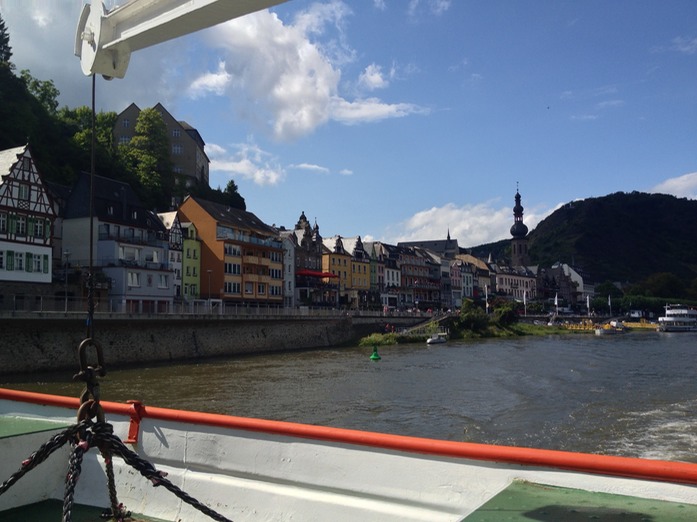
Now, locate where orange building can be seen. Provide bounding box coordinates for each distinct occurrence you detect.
[178,196,283,307]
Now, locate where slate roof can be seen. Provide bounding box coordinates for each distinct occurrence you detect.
[188,196,276,237]
[65,171,166,233]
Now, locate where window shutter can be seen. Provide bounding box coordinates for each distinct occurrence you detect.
[7,251,13,271]
[43,254,49,273]
[26,252,32,272]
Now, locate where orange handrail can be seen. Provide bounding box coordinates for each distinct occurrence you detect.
[3,387,697,485]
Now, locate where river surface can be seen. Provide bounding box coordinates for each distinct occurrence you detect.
[3,331,696,462]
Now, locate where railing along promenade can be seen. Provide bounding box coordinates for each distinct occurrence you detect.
[0,295,435,322]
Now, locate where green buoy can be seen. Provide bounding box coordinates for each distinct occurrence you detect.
[370,345,381,361]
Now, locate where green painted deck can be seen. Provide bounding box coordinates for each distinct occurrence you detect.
[466,480,697,521]
[0,415,71,438]
[0,500,167,521]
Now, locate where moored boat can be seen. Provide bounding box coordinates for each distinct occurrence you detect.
[595,320,627,335]
[3,388,697,521]
[657,304,697,332]
[426,333,448,344]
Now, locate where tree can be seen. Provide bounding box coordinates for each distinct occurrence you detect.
[120,108,173,209]
[58,106,121,179]
[20,70,60,114]
[223,179,246,210]
[0,13,12,67]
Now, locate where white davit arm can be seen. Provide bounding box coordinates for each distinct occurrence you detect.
[75,0,289,79]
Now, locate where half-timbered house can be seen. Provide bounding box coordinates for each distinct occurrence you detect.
[0,145,55,285]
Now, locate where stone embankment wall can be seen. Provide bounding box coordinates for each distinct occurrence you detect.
[0,315,369,375]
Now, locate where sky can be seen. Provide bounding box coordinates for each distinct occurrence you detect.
[1,1,696,248]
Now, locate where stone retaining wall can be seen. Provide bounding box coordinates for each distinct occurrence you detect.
[0,316,364,375]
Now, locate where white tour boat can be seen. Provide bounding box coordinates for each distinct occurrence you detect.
[657,304,697,332]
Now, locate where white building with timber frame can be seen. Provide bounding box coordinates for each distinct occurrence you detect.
[0,145,55,283]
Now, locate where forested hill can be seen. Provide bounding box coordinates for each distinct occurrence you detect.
[471,191,697,285]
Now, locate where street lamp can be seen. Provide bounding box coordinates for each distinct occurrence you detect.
[63,250,71,312]
[207,269,212,312]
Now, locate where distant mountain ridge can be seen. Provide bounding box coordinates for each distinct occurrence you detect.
[470,191,697,284]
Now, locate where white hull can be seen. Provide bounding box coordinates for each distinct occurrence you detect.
[658,304,697,332]
[3,388,697,521]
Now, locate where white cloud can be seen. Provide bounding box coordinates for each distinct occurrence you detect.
[208,141,285,186]
[195,2,425,140]
[358,64,389,91]
[339,168,353,176]
[188,61,231,98]
[651,172,697,199]
[671,36,697,55]
[387,200,553,247]
[289,163,330,174]
[330,97,427,124]
[407,0,452,17]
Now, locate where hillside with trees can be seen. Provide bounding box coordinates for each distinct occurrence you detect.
[0,12,244,211]
[469,191,697,301]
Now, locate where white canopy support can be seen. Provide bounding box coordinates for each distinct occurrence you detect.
[75,0,289,79]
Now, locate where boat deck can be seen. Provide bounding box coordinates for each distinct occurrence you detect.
[0,416,71,438]
[466,480,697,521]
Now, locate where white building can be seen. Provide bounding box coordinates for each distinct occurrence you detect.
[0,145,55,284]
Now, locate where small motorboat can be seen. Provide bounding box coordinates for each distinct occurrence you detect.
[426,333,448,344]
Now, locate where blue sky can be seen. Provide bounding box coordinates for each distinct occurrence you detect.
[2,1,696,247]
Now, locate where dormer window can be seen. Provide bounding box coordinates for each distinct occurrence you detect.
[131,210,137,219]
[107,205,114,216]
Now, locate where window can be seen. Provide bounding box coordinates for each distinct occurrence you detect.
[16,216,26,236]
[118,136,130,145]
[0,213,6,233]
[158,275,168,288]
[15,252,24,271]
[18,184,29,201]
[244,282,253,294]
[224,282,240,294]
[257,283,266,295]
[33,254,41,273]
[34,219,44,238]
[128,272,140,287]
[172,144,183,155]
[122,118,130,128]
[6,251,13,270]
[172,128,181,138]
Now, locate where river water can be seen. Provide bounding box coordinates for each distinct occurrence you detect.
[3,331,696,462]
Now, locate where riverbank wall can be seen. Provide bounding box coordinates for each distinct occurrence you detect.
[0,314,390,375]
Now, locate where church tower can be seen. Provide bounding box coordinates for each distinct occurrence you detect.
[510,188,529,266]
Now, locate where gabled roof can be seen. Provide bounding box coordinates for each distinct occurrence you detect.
[65,171,166,233]
[0,145,26,176]
[187,196,276,237]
